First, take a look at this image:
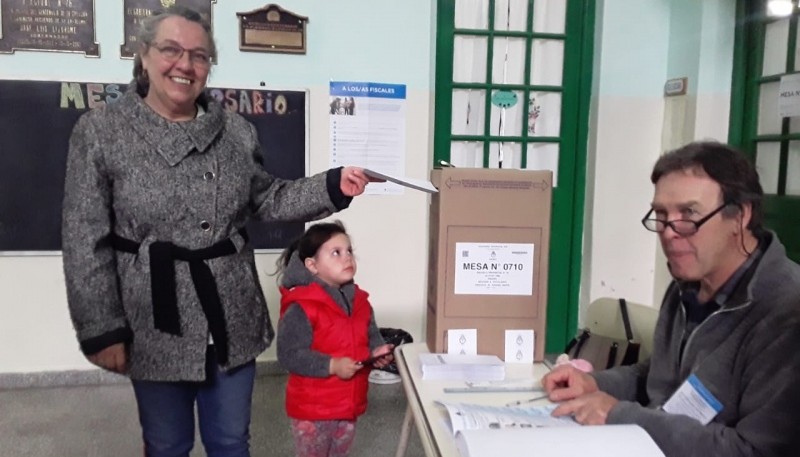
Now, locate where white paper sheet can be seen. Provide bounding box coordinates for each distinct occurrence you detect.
[363,168,437,193]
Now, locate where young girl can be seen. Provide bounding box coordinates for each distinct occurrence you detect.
[276,221,394,457]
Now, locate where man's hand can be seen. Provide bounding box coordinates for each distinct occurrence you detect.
[330,356,362,379]
[339,167,372,197]
[87,343,127,374]
[541,364,599,401]
[551,391,619,425]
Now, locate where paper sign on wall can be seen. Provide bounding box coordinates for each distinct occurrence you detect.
[454,243,535,295]
[779,73,800,118]
[328,81,407,195]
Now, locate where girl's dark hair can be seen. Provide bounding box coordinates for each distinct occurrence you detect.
[132,5,217,96]
[651,141,765,236]
[275,221,348,277]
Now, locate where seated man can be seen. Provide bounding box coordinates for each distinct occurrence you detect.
[543,142,800,457]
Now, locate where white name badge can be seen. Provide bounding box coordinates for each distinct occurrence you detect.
[662,374,723,425]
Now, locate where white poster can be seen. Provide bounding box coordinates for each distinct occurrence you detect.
[454,242,535,295]
[779,73,800,118]
[329,81,407,195]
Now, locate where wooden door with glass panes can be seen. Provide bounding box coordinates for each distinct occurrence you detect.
[433,0,594,351]
[731,0,800,262]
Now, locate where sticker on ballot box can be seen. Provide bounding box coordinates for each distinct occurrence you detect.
[454,243,534,295]
[662,373,722,424]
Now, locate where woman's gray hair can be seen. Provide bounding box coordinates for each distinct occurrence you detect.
[132,5,217,96]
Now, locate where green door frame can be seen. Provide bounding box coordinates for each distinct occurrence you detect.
[730,0,800,262]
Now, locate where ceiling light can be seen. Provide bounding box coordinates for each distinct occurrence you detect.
[768,0,793,17]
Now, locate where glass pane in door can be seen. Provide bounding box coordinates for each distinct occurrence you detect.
[789,110,800,133]
[527,142,560,186]
[531,39,565,86]
[455,0,489,29]
[453,36,488,83]
[528,92,562,137]
[451,89,486,135]
[533,0,567,34]
[494,0,529,32]
[756,142,781,195]
[758,82,782,135]
[492,37,527,85]
[488,141,522,168]
[787,141,800,196]
[450,141,484,168]
[763,18,789,76]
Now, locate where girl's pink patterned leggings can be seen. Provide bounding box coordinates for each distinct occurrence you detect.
[290,418,357,457]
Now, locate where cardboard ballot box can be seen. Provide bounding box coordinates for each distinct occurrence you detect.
[426,168,552,361]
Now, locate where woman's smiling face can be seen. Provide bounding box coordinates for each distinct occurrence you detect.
[140,16,211,121]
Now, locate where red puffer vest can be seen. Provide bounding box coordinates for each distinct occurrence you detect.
[279,283,372,420]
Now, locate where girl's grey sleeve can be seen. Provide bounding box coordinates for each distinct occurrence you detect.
[368,310,386,350]
[276,303,332,377]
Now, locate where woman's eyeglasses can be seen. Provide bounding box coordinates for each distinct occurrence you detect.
[151,42,212,68]
[641,201,732,236]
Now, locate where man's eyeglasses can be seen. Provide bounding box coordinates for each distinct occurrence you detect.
[151,42,212,68]
[641,201,733,236]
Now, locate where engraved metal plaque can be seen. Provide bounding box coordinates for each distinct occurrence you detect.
[120,0,215,59]
[0,0,99,56]
[237,4,307,54]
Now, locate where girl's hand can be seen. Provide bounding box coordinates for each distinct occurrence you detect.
[330,356,362,379]
[369,344,395,369]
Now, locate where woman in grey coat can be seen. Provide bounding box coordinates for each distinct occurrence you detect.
[61,6,370,457]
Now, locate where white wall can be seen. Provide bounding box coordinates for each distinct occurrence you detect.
[0,0,435,374]
[651,0,736,304]
[584,0,736,316]
[584,0,671,314]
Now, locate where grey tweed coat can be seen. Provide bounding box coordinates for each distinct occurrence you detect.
[62,84,344,381]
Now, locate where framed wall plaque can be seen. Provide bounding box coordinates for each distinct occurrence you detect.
[236,4,308,54]
[0,0,99,56]
[120,0,215,59]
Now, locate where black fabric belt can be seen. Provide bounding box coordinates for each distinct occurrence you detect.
[109,227,248,365]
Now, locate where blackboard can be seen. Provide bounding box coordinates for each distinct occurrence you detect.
[0,79,306,252]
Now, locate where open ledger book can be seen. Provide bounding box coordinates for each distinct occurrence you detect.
[439,402,665,457]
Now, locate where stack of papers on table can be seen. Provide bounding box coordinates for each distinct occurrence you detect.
[419,353,505,381]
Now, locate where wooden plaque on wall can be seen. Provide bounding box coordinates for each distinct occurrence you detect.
[236,4,308,54]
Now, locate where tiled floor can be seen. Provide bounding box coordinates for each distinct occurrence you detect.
[0,372,424,457]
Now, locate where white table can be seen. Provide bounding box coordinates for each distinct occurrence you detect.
[394,343,551,457]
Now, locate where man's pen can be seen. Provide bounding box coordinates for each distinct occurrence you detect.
[505,394,550,407]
